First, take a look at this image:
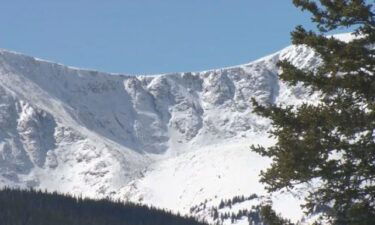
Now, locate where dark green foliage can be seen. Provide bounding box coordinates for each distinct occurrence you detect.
[251,1,375,224]
[0,188,207,225]
[259,205,293,225]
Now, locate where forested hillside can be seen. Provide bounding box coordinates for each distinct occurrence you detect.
[0,188,207,225]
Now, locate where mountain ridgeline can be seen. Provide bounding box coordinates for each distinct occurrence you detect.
[0,42,319,195]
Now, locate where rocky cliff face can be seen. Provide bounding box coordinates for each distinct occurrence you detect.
[0,39,326,223]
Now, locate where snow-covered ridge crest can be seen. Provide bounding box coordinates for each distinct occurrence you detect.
[0,34,345,223]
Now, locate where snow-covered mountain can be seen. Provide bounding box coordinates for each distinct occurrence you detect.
[0,35,349,224]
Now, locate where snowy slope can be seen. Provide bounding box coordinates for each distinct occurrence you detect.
[120,139,309,223]
[0,34,346,223]
[113,45,323,224]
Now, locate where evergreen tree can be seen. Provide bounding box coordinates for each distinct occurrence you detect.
[259,205,293,225]
[251,1,375,224]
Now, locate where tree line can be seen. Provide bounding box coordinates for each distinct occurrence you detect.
[0,188,207,225]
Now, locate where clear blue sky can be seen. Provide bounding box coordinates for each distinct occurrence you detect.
[0,1,341,74]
